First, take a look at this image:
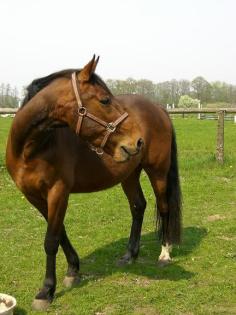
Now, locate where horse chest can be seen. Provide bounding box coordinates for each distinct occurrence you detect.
[71,155,140,193]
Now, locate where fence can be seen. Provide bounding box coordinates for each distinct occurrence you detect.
[168,108,236,163]
[0,108,17,114]
[1,108,236,164]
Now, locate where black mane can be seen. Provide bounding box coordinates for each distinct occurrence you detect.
[21,68,111,107]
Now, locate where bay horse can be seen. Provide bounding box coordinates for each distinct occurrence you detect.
[6,56,181,311]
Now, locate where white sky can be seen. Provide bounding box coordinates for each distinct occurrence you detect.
[0,0,235,90]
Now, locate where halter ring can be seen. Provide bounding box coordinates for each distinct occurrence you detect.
[95,147,104,155]
[78,107,87,116]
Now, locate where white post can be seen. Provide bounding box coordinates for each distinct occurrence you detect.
[234,116,236,124]
[198,101,202,119]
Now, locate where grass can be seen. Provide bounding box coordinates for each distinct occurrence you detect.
[0,116,236,315]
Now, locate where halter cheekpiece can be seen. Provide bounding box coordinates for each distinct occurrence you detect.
[71,72,128,155]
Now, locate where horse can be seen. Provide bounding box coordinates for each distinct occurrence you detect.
[5,56,182,311]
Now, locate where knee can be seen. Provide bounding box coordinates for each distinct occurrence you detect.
[44,235,59,255]
[133,197,146,217]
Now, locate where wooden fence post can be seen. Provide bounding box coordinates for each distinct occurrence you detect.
[216,110,224,163]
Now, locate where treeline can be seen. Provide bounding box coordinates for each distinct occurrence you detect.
[106,76,236,106]
[1,76,236,108]
[0,83,19,108]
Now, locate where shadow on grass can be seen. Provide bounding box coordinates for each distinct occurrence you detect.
[56,226,207,299]
[14,307,27,315]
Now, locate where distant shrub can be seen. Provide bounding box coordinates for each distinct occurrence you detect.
[178,95,200,108]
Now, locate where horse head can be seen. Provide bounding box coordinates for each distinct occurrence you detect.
[70,55,144,162]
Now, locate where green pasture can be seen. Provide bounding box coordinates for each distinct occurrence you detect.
[0,116,235,315]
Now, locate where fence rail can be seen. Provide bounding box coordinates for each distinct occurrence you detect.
[0,108,17,114]
[168,108,236,114]
[1,107,236,164]
[1,107,236,115]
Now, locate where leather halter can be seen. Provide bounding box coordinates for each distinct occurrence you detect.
[71,72,128,155]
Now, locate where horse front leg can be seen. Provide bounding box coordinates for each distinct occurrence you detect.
[25,195,80,290]
[32,181,69,311]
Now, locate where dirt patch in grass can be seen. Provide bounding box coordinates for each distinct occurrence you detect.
[217,235,236,241]
[131,277,154,287]
[215,176,231,184]
[114,276,156,287]
[133,306,160,315]
[95,305,117,315]
[207,214,226,222]
[205,305,236,314]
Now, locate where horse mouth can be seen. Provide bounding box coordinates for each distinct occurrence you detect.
[114,146,140,163]
[122,146,140,156]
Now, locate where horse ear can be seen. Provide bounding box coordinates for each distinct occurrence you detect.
[91,56,99,74]
[78,55,97,82]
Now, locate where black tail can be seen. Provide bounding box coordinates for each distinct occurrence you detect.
[157,127,182,244]
[166,127,182,244]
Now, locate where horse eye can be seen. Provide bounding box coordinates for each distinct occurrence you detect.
[100,97,110,105]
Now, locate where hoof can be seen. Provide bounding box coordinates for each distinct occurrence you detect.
[63,275,80,288]
[32,298,51,311]
[158,258,171,267]
[117,253,134,266]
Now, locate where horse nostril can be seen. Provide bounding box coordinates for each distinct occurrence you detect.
[137,138,144,149]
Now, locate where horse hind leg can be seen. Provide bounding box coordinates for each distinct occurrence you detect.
[146,173,171,266]
[147,170,182,266]
[118,168,146,265]
[61,227,80,288]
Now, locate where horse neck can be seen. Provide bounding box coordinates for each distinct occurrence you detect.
[8,98,55,157]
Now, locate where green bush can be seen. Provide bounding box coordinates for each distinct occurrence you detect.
[178,95,200,108]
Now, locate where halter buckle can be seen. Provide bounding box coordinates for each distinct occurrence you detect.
[106,122,116,132]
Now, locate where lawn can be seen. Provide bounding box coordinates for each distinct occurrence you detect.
[0,116,235,315]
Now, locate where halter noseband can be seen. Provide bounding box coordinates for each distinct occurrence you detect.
[71,72,128,155]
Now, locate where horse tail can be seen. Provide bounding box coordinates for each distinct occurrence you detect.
[165,127,182,244]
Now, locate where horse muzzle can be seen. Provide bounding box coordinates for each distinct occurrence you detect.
[115,138,144,162]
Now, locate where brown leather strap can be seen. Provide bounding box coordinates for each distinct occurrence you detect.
[100,112,129,149]
[113,112,129,127]
[86,112,108,128]
[76,114,83,134]
[71,72,83,108]
[71,72,86,134]
[71,72,128,155]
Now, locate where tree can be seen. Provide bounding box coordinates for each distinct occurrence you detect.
[178,79,191,96]
[0,83,19,108]
[126,78,137,94]
[156,81,172,104]
[106,76,236,106]
[191,76,212,103]
[136,79,155,100]
[0,83,5,106]
[178,95,200,108]
[170,79,180,105]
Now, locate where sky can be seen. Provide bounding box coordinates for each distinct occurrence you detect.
[0,0,235,92]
